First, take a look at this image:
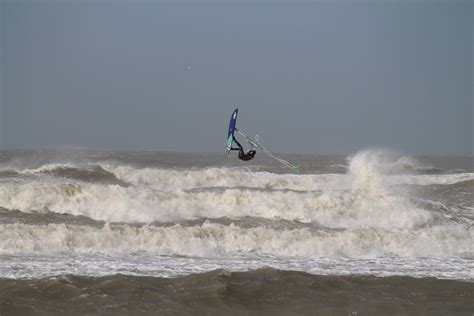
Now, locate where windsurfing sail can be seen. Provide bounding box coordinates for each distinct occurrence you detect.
[226,108,238,153]
[236,129,300,173]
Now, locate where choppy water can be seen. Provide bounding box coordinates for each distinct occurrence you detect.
[0,149,473,314]
[1,268,473,315]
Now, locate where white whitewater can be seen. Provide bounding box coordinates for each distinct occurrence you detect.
[0,150,472,279]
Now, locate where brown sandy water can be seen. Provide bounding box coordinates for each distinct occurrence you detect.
[1,268,473,315]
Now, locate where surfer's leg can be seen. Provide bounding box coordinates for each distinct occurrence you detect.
[232,137,243,149]
[232,136,245,159]
[231,137,244,151]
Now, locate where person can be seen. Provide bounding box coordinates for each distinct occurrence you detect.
[230,135,256,161]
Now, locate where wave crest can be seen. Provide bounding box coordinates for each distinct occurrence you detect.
[0,222,471,258]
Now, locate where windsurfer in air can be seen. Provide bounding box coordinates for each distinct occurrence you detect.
[230,135,256,161]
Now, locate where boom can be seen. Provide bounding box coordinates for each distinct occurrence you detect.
[236,129,300,173]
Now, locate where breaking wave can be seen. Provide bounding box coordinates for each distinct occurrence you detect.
[0,151,471,227]
[0,174,433,229]
[0,221,471,258]
[0,149,472,265]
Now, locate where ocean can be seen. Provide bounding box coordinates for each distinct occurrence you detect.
[0,149,472,314]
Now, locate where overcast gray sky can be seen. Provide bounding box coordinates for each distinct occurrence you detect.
[0,1,472,155]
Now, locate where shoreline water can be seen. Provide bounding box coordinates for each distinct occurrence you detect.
[1,268,473,315]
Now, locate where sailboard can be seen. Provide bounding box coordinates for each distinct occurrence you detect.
[225,108,300,173]
[236,129,300,173]
[226,109,239,154]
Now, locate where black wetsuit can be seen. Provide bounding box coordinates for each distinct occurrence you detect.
[231,136,256,161]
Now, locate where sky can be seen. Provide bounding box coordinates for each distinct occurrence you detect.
[0,0,472,155]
